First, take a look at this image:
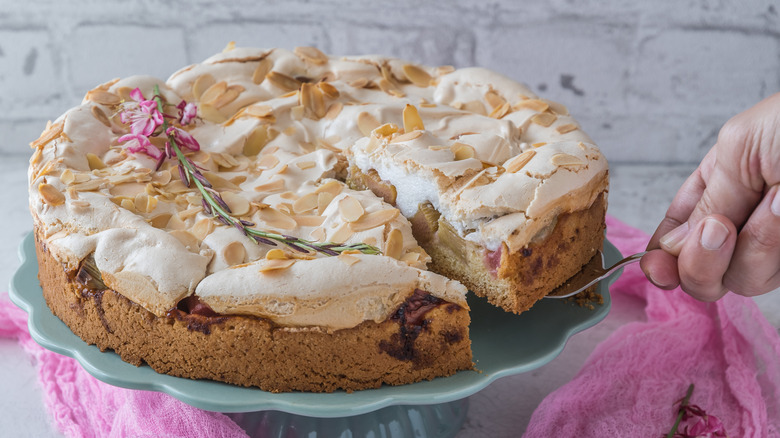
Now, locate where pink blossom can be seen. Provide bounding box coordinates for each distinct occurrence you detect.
[166,126,200,151]
[120,88,163,137]
[673,404,728,438]
[117,133,163,160]
[177,100,197,126]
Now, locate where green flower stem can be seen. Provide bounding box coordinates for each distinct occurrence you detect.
[667,383,695,438]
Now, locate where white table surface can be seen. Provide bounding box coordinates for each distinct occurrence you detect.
[1,156,778,437]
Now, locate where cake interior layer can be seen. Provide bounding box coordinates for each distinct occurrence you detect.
[34,229,473,393]
[348,166,608,314]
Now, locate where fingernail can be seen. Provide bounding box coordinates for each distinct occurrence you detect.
[771,187,780,217]
[700,218,729,250]
[660,222,690,253]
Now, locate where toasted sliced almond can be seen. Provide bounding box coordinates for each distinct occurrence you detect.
[330,223,355,244]
[504,150,537,173]
[199,104,228,123]
[338,195,365,222]
[120,198,136,212]
[315,180,343,197]
[116,86,133,102]
[390,130,423,144]
[295,161,316,170]
[403,104,424,132]
[317,82,339,99]
[484,90,507,109]
[294,46,328,65]
[265,248,287,260]
[378,78,403,97]
[551,153,586,167]
[191,218,214,241]
[357,112,380,137]
[259,258,296,273]
[221,191,250,216]
[546,100,569,115]
[266,71,301,92]
[452,142,475,161]
[91,106,111,127]
[60,169,75,185]
[200,81,228,106]
[192,74,217,100]
[223,41,236,52]
[70,179,103,192]
[337,253,361,266]
[252,58,273,85]
[531,113,557,127]
[324,102,343,119]
[166,214,187,230]
[149,213,172,229]
[30,121,64,149]
[152,169,172,186]
[87,90,121,106]
[349,77,369,88]
[86,153,106,170]
[349,209,399,232]
[556,123,579,134]
[317,191,335,215]
[256,154,281,171]
[463,100,487,116]
[374,123,398,138]
[257,207,297,230]
[294,215,326,227]
[403,64,433,87]
[39,183,65,206]
[243,125,271,156]
[222,241,246,266]
[293,192,318,214]
[213,84,245,109]
[309,227,326,241]
[532,142,548,148]
[489,102,511,119]
[170,230,200,251]
[515,99,549,113]
[384,228,403,260]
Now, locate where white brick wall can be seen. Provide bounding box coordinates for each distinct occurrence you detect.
[0,0,777,164]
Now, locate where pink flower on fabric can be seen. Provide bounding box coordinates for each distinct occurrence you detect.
[117,133,163,160]
[177,100,197,126]
[120,88,164,137]
[673,404,728,438]
[166,126,200,152]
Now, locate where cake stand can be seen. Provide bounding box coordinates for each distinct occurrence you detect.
[10,231,622,437]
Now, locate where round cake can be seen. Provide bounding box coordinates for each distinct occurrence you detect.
[28,45,608,392]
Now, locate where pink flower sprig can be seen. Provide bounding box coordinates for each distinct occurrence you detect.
[116,85,380,256]
[666,384,728,438]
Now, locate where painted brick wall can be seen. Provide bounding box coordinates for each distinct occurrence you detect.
[0,0,778,164]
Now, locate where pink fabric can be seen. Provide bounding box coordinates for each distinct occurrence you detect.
[525,216,780,437]
[2,216,779,437]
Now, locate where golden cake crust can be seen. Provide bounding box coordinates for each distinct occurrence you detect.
[35,228,472,393]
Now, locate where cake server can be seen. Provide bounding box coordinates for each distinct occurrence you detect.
[545,250,646,299]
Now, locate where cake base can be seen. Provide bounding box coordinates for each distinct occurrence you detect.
[34,229,473,393]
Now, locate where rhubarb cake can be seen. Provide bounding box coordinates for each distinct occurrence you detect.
[27,45,607,392]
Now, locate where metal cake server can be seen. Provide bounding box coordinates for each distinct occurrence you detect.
[545,250,647,299]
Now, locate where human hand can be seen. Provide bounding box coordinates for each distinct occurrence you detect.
[640,92,780,301]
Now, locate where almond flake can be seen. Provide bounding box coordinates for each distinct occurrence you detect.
[403,104,424,132]
[256,154,280,170]
[223,41,236,52]
[338,195,365,222]
[244,125,272,156]
[149,213,172,229]
[463,100,487,116]
[337,253,361,266]
[489,102,511,119]
[257,207,297,230]
[357,112,381,137]
[384,228,403,260]
[294,215,326,227]
[120,198,136,212]
[546,100,569,115]
[317,82,339,99]
[296,161,316,170]
[166,214,187,230]
[259,258,296,273]
[349,77,369,88]
[551,153,586,167]
[199,104,228,123]
[348,209,399,232]
[30,121,64,149]
[531,113,557,127]
[91,106,112,127]
[60,169,75,185]
[222,241,246,266]
[213,85,245,109]
[374,123,398,138]
[532,142,547,148]
[190,218,213,240]
[221,191,250,216]
[38,183,65,206]
[451,143,475,161]
[330,223,355,243]
[290,105,305,121]
[484,90,507,109]
[87,90,121,106]
[309,227,326,241]
[266,71,301,92]
[116,86,133,102]
[152,170,172,186]
[556,123,579,134]
[324,102,343,120]
[70,179,103,192]
[402,64,432,87]
[294,46,328,65]
[315,180,343,196]
[86,153,106,170]
[504,150,537,173]
[200,81,228,106]
[179,206,203,220]
[300,83,326,119]
[515,99,549,113]
[378,78,402,96]
[192,74,217,100]
[293,192,318,214]
[390,130,423,144]
[169,230,199,252]
[265,248,287,260]
[250,58,272,85]
[317,191,335,215]
[401,252,421,264]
